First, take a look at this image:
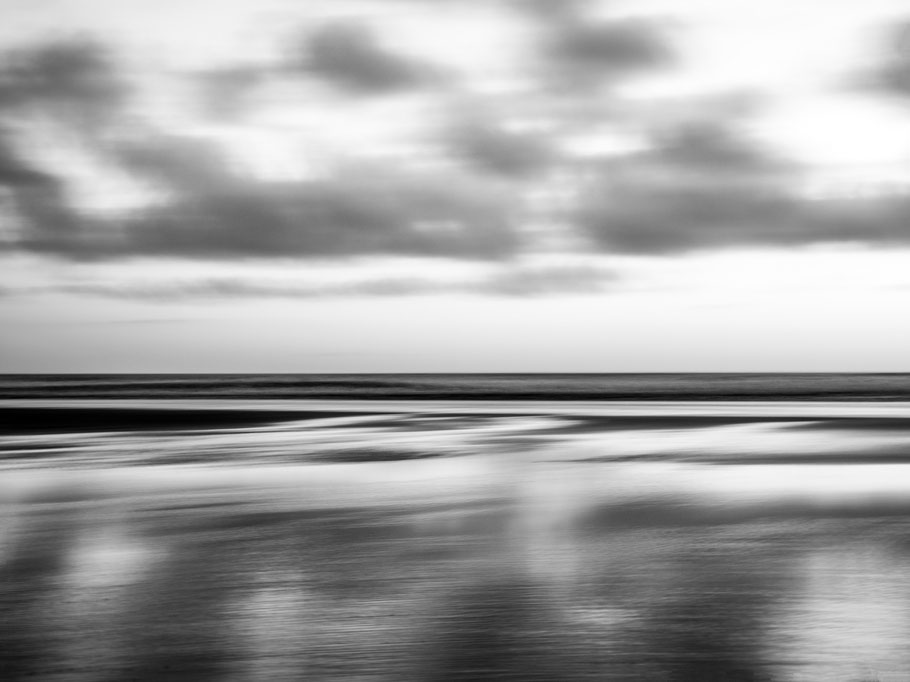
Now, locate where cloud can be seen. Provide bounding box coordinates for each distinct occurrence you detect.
[575,151,910,254]
[652,121,786,172]
[87,133,516,259]
[0,40,127,255]
[8,120,910,261]
[23,257,615,300]
[568,120,910,254]
[802,194,910,245]
[4,17,910,268]
[1,120,521,261]
[878,61,910,97]
[480,260,613,295]
[509,0,587,22]
[114,133,232,192]
[0,134,56,187]
[541,17,673,90]
[581,100,910,254]
[194,66,266,121]
[0,39,124,133]
[0,132,80,251]
[301,20,439,95]
[861,18,910,99]
[573,124,808,253]
[446,116,553,178]
[577,180,803,253]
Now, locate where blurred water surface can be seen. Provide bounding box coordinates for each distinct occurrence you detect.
[4,397,910,680]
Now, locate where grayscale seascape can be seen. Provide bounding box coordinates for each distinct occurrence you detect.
[4,0,910,678]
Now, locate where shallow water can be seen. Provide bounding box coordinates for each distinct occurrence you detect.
[3,400,910,680]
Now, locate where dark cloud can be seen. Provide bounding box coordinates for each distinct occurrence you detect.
[0,132,79,251]
[570,121,878,254]
[0,39,124,133]
[114,133,233,191]
[859,18,910,99]
[301,20,437,95]
[446,116,553,178]
[577,176,803,253]
[509,0,587,22]
[154,174,514,259]
[6,106,910,263]
[878,60,910,96]
[0,40,126,254]
[801,194,910,245]
[541,17,673,90]
[81,134,517,259]
[9,121,910,261]
[2,126,519,261]
[9,183,78,252]
[651,121,785,172]
[576,135,910,254]
[5,19,910,270]
[0,133,56,188]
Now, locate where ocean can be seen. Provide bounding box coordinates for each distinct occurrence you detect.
[3,374,910,680]
[5,372,910,400]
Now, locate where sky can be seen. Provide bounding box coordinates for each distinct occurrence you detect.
[2,0,910,372]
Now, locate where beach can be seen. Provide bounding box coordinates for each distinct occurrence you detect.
[3,394,910,679]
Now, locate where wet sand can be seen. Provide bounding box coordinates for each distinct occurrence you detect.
[4,400,910,680]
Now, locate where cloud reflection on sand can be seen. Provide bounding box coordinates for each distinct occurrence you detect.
[4,401,910,679]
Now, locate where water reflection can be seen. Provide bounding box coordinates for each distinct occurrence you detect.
[0,505,82,680]
[5,410,910,679]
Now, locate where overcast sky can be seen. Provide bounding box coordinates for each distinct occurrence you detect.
[2,0,910,372]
